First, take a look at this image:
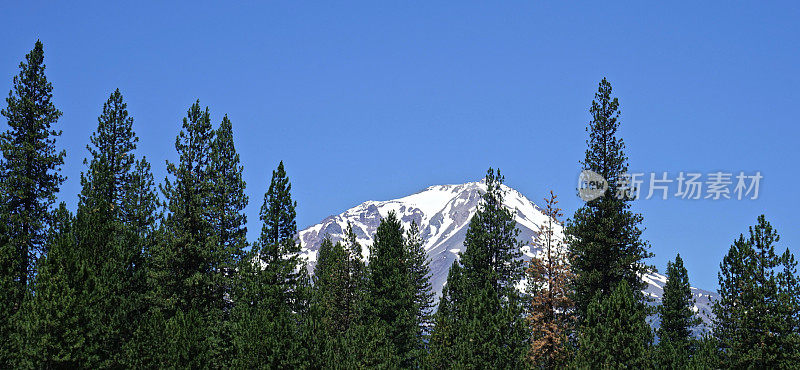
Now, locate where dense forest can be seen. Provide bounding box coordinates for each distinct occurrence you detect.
[1,41,798,369]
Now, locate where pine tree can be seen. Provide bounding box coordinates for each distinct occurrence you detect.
[565,78,652,320]
[655,253,700,367]
[574,280,653,368]
[231,161,308,368]
[16,204,84,368]
[208,114,248,283]
[429,168,528,368]
[713,215,800,368]
[207,114,248,363]
[0,41,64,363]
[526,191,575,368]
[63,89,154,367]
[405,220,434,366]
[364,211,419,367]
[429,262,464,368]
[146,100,224,366]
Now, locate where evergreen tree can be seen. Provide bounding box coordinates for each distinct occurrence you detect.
[429,168,528,368]
[207,114,248,363]
[655,253,700,368]
[16,204,83,368]
[526,191,575,368]
[429,262,464,368]
[364,211,419,367]
[208,114,248,283]
[0,41,64,363]
[574,280,653,368]
[146,100,224,366]
[565,78,652,320]
[713,215,800,368]
[405,220,434,366]
[65,89,155,367]
[231,161,308,368]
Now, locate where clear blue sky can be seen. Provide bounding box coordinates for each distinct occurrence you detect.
[2,1,798,290]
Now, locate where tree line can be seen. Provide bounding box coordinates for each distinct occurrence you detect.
[1,41,798,369]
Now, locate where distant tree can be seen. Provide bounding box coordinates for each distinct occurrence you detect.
[655,253,701,367]
[0,41,65,364]
[574,280,653,368]
[429,168,527,368]
[565,78,652,320]
[526,191,575,368]
[713,215,800,367]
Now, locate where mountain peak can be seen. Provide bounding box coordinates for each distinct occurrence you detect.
[297,181,716,331]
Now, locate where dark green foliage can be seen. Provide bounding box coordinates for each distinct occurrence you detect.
[574,280,653,368]
[365,211,421,367]
[145,100,228,366]
[16,204,83,368]
[429,168,527,368]
[0,41,65,363]
[565,78,652,320]
[658,254,700,343]
[405,221,435,364]
[208,114,248,282]
[231,161,308,368]
[655,254,700,368]
[61,89,155,367]
[713,215,800,368]
[429,263,464,368]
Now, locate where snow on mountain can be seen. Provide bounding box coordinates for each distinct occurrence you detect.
[298,180,716,331]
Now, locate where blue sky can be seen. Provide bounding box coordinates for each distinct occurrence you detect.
[2,1,798,290]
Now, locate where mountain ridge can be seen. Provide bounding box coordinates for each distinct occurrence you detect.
[297,181,715,331]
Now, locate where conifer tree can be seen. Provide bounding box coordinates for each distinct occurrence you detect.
[574,280,653,368]
[429,168,528,368]
[208,114,248,282]
[526,191,575,368]
[565,78,652,320]
[67,89,154,367]
[231,161,308,368]
[16,204,83,368]
[207,114,248,362]
[713,215,800,367]
[0,42,64,362]
[405,220,434,365]
[364,211,419,367]
[146,100,224,365]
[429,262,464,368]
[655,253,700,367]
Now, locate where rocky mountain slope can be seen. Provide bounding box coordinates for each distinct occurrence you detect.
[298,181,715,330]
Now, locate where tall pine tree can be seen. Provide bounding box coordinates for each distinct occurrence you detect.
[655,253,700,368]
[0,41,64,364]
[364,211,418,367]
[231,161,308,368]
[429,168,528,368]
[145,100,224,366]
[713,215,800,368]
[565,78,652,320]
[70,89,155,367]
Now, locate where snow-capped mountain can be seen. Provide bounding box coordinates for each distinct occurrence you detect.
[298,181,716,330]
